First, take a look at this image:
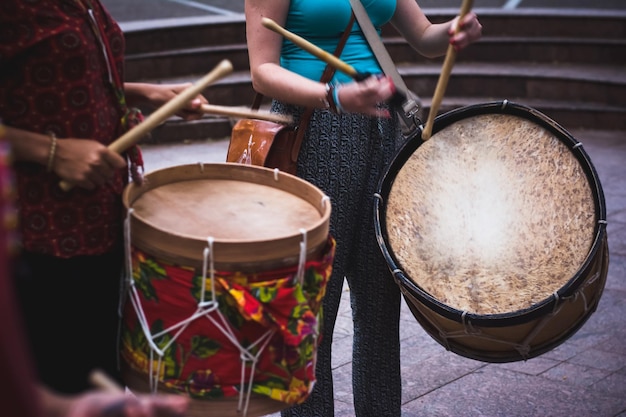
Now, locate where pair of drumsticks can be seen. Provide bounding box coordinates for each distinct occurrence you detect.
[60,0,471,190]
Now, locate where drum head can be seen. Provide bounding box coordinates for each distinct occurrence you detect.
[123,163,331,271]
[376,101,606,322]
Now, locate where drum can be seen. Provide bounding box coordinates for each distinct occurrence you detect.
[120,163,335,416]
[374,101,609,363]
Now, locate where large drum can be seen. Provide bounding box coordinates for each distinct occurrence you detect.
[120,163,334,416]
[374,101,608,363]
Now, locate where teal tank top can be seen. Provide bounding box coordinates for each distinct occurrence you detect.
[281,0,397,84]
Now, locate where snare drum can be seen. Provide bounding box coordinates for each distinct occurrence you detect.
[374,101,608,363]
[120,163,334,416]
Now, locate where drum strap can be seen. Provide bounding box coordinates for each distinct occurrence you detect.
[349,0,423,138]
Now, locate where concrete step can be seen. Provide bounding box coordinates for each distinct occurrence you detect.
[122,9,626,81]
[121,9,626,140]
[121,9,626,55]
[145,61,626,107]
[143,96,626,145]
[387,37,626,66]
[124,36,626,82]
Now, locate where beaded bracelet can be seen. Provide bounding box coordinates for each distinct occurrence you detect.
[321,83,331,110]
[326,83,343,115]
[46,131,57,172]
[332,84,345,114]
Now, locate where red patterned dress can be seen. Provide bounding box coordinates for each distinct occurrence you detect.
[0,0,128,257]
[0,0,131,393]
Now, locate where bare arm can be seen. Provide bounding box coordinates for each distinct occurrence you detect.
[4,126,127,190]
[246,0,325,107]
[391,0,482,58]
[245,0,395,116]
[38,384,188,417]
[124,82,208,120]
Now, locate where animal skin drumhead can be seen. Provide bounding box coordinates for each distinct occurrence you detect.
[385,113,596,315]
[131,178,320,241]
[123,163,331,270]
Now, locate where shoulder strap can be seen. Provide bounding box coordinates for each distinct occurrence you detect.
[349,0,422,135]
[288,13,355,161]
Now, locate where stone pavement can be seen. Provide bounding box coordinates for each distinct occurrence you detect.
[139,127,626,417]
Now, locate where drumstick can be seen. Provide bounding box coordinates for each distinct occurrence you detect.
[89,369,124,393]
[421,0,474,141]
[261,17,369,81]
[199,103,293,124]
[59,59,234,191]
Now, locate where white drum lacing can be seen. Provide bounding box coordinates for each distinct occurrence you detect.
[123,209,310,416]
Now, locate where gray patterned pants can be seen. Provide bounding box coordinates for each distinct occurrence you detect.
[276,101,405,417]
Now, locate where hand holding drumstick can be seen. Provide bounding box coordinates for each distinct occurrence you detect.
[40,370,189,417]
[422,0,479,140]
[57,60,233,191]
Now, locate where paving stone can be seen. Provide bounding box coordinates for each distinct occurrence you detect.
[400,351,486,403]
[591,369,626,398]
[541,361,612,386]
[567,347,626,372]
[491,355,560,376]
[608,224,626,256]
[332,332,354,369]
[403,366,625,417]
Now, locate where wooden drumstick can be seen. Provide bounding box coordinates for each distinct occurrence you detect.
[199,103,293,124]
[89,369,124,393]
[59,59,234,191]
[262,17,369,81]
[421,0,474,141]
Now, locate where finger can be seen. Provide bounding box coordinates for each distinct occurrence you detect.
[103,150,128,170]
[75,177,97,190]
[374,108,391,119]
[87,171,109,188]
[448,17,460,35]
[145,395,189,417]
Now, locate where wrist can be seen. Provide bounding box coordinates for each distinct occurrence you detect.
[326,83,343,114]
[320,83,331,110]
[46,131,57,172]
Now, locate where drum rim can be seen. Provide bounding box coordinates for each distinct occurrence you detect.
[123,163,332,268]
[374,100,608,327]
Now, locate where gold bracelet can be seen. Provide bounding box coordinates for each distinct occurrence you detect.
[46,131,57,172]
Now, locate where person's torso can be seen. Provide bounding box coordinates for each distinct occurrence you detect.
[0,0,127,257]
[282,0,397,83]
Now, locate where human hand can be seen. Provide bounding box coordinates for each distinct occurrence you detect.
[449,12,482,51]
[334,75,395,117]
[52,139,127,190]
[66,391,189,417]
[148,83,208,121]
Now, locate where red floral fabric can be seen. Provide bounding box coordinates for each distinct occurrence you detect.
[0,0,127,257]
[121,237,336,405]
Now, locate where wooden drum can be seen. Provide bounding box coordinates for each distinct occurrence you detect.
[374,101,609,363]
[120,163,334,416]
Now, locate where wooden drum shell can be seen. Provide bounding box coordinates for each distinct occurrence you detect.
[121,163,333,416]
[374,101,608,363]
